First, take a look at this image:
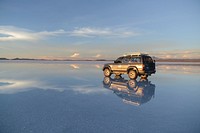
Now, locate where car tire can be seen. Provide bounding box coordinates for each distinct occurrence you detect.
[128,70,137,79]
[104,68,111,77]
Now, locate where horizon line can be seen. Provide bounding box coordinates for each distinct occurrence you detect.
[0,57,200,62]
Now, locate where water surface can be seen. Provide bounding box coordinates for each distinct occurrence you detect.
[0,61,199,133]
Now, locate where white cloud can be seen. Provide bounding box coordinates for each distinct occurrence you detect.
[70,53,80,58]
[70,27,111,37]
[0,26,35,41]
[69,27,139,38]
[0,26,65,41]
[94,54,101,58]
[149,50,200,59]
[0,25,140,42]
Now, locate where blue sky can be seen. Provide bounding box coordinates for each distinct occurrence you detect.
[0,0,199,59]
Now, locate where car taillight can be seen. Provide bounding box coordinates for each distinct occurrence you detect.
[142,64,145,70]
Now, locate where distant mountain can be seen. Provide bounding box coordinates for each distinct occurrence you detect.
[12,58,36,60]
[0,58,9,60]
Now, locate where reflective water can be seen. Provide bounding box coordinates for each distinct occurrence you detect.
[0,61,199,133]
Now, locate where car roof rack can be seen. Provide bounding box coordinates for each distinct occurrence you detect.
[123,52,148,56]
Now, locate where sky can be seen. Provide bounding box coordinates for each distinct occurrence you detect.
[0,0,200,59]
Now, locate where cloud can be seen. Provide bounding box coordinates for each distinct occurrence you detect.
[69,27,139,37]
[0,26,65,41]
[70,53,80,58]
[0,26,140,42]
[70,27,111,37]
[149,50,200,59]
[94,54,101,58]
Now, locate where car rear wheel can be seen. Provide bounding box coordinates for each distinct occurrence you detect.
[128,70,137,79]
[104,68,111,77]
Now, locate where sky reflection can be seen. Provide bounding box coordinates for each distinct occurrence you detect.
[0,61,106,94]
[157,63,200,75]
[0,61,200,133]
[0,61,199,94]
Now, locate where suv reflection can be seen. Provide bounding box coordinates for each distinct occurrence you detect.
[103,77,155,106]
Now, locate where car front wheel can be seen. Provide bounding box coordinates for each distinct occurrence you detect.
[128,70,137,79]
[104,68,111,77]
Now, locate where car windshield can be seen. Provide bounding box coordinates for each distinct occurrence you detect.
[114,57,123,63]
[143,56,153,63]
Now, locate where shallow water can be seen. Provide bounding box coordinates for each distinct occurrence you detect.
[0,61,200,133]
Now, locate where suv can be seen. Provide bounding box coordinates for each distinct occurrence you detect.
[103,53,156,79]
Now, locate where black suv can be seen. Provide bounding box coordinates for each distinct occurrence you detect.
[103,53,156,79]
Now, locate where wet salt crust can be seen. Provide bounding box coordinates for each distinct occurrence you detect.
[0,61,199,133]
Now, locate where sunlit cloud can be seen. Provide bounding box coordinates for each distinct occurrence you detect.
[69,27,139,37]
[70,53,80,58]
[149,50,200,59]
[0,26,65,41]
[94,54,101,58]
[0,26,140,42]
[70,27,111,37]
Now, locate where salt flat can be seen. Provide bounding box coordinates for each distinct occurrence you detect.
[0,61,199,133]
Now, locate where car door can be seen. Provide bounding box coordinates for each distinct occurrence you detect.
[112,57,123,71]
[121,56,131,71]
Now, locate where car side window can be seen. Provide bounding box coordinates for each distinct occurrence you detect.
[122,57,129,63]
[130,57,141,63]
[122,56,132,63]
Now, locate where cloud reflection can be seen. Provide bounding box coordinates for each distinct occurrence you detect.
[69,85,107,94]
[70,64,80,69]
[157,64,200,74]
[0,79,40,94]
[0,62,198,96]
[0,79,106,95]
